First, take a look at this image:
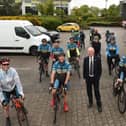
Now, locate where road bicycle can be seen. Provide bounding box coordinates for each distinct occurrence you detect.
[11,96,29,126]
[49,86,66,124]
[38,57,48,82]
[113,79,126,114]
[69,57,81,78]
[111,58,119,76]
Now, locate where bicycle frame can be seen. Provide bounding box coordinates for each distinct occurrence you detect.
[69,57,81,78]
[11,96,29,126]
[53,87,66,124]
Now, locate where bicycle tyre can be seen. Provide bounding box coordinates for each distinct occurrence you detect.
[17,107,29,126]
[117,87,126,114]
[112,76,118,96]
[53,96,58,124]
[75,63,81,78]
[39,63,44,82]
[76,67,81,78]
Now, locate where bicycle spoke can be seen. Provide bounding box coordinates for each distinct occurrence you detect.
[17,107,29,126]
[118,88,126,114]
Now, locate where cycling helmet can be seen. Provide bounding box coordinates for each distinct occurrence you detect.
[0,57,10,64]
[69,36,74,40]
[58,52,65,57]
[41,38,47,42]
[122,56,126,61]
[106,30,110,33]
[53,39,60,43]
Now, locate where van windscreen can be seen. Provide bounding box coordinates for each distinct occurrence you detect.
[25,25,42,36]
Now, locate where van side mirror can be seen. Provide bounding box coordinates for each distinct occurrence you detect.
[24,33,30,39]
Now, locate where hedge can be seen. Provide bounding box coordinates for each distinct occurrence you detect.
[39,16,62,30]
[0,15,122,30]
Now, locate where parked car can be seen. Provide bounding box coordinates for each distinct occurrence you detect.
[0,20,51,55]
[56,23,80,32]
[35,26,60,42]
[122,21,126,28]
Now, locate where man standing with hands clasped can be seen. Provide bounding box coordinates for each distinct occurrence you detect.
[83,47,102,112]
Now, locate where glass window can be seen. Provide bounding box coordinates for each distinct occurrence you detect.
[15,27,29,38]
[24,0,31,3]
[25,25,42,36]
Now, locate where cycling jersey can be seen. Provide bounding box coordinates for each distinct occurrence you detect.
[38,43,51,59]
[119,57,126,80]
[106,43,119,57]
[52,61,71,89]
[67,43,80,58]
[51,47,64,60]
[52,61,71,74]
[0,67,24,102]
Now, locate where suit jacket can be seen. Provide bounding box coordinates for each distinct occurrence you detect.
[83,56,102,80]
[91,42,101,56]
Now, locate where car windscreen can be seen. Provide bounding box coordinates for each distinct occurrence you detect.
[36,26,48,32]
[25,25,42,36]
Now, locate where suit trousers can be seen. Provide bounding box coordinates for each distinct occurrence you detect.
[86,77,101,107]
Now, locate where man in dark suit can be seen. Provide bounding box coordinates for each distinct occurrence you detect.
[83,47,102,112]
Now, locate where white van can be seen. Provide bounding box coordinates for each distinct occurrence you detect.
[0,20,51,55]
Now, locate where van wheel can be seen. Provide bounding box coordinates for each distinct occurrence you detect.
[30,46,37,56]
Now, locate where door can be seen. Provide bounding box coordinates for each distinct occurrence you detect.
[13,26,30,53]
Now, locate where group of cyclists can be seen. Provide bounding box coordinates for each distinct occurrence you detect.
[37,34,82,112]
[90,28,126,97]
[0,28,126,125]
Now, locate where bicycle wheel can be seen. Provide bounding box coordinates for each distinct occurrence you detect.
[112,76,118,96]
[53,94,59,124]
[39,63,44,82]
[75,63,81,78]
[117,87,126,114]
[17,106,29,126]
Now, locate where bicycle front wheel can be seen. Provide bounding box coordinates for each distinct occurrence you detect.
[117,87,126,114]
[112,76,118,96]
[17,107,29,126]
[75,64,81,78]
[39,64,44,82]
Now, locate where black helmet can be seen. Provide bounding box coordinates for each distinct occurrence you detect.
[41,38,47,42]
[0,57,10,64]
[58,52,65,57]
[106,30,110,33]
[53,39,60,43]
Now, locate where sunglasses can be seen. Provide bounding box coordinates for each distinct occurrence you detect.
[2,64,9,66]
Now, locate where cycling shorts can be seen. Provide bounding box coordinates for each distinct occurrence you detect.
[2,86,20,106]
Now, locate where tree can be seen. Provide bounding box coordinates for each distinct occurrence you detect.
[0,0,21,16]
[100,4,120,17]
[37,0,54,15]
[90,7,100,17]
[107,4,120,17]
[54,8,65,16]
[71,5,97,18]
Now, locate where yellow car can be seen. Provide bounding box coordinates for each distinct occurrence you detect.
[56,23,80,32]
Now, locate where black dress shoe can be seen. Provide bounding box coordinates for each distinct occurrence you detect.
[97,106,102,112]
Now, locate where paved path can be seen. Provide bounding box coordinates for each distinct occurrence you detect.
[0,27,126,126]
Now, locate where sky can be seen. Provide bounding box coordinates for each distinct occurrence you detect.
[69,0,120,9]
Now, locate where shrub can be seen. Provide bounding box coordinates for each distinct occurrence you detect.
[40,16,62,30]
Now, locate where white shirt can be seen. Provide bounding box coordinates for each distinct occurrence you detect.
[89,56,94,77]
[0,67,24,102]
